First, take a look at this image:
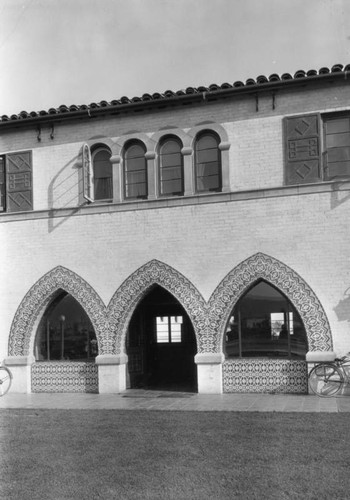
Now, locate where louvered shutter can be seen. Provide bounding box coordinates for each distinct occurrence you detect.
[6,152,33,212]
[82,144,94,202]
[0,157,5,211]
[284,114,321,185]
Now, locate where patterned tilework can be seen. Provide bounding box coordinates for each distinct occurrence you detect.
[223,359,308,394]
[209,253,332,353]
[31,362,98,393]
[9,254,332,366]
[8,266,107,357]
[108,259,207,355]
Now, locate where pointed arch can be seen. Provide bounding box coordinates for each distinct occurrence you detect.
[209,253,332,352]
[107,260,207,355]
[8,266,107,356]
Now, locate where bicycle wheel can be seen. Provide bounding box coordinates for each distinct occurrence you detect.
[309,363,344,397]
[0,366,12,396]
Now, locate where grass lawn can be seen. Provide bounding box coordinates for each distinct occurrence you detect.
[0,409,350,500]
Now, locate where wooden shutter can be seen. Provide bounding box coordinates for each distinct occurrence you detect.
[284,114,321,185]
[0,157,5,211]
[82,144,94,202]
[6,152,33,212]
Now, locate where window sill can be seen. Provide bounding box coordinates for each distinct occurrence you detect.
[1,180,350,222]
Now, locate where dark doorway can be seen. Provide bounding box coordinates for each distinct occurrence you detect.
[126,286,197,392]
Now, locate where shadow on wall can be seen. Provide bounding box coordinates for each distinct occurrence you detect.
[330,180,350,210]
[333,287,350,326]
[47,154,86,233]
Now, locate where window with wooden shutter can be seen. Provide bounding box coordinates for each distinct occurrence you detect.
[284,114,321,185]
[0,157,5,211]
[3,152,33,212]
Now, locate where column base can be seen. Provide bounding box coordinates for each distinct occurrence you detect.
[195,353,224,394]
[95,354,128,393]
[4,355,35,393]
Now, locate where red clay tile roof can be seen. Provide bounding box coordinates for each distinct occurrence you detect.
[1,64,349,126]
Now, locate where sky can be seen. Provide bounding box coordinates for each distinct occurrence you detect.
[0,0,350,116]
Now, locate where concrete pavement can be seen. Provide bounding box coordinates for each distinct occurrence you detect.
[1,390,350,412]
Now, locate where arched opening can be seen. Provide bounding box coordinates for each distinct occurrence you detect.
[92,146,112,200]
[126,285,197,391]
[35,291,99,362]
[224,280,308,360]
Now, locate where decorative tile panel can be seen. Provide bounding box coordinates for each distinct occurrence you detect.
[209,253,332,353]
[31,362,98,393]
[223,359,308,393]
[9,254,332,382]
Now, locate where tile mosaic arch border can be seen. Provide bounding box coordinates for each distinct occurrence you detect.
[8,260,208,357]
[107,259,207,355]
[8,254,332,358]
[209,252,332,352]
[8,266,107,356]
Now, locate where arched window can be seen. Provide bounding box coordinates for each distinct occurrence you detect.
[159,137,184,196]
[92,147,112,200]
[35,292,98,361]
[194,132,222,192]
[224,281,308,359]
[124,141,147,199]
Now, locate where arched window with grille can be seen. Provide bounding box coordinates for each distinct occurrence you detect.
[159,137,184,196]
[124,141,148,199]
[194,131,222,192]
[91,147,113,200]
[224,280,308,359]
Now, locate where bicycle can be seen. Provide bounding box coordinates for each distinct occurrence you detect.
[308,353,350,397]
[0,364,12,396]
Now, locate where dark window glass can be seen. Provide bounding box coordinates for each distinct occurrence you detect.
[124,142,147,199]
[93,149,112,200]
[195,133,221,192]
[159,138,183,195]
[35,293,98,361]
[224,281,307,359]
[325,117,350,179]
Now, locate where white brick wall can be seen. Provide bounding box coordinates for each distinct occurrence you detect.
[1,79,350,369]
[1,188,350,360]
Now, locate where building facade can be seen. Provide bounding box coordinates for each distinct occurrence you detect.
[1,64,349,394]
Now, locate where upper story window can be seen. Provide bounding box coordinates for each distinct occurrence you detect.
[159,137,184,196]
[194,132,222,193]
[324,115,350,179]
[284,112,350,185]
[92,147,112,200]
[82,143,112,203]
[124,141,147,199]
[0,151,33,212]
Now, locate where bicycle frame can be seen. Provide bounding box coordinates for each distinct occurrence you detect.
[309,353,350,397]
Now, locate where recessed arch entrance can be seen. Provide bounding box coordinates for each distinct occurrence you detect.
[126,285,198,391]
